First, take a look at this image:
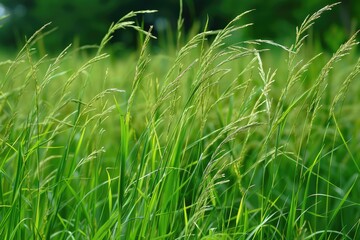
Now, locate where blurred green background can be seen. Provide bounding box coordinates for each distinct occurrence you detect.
[0,0,359,52]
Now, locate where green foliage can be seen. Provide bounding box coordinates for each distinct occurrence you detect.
[0,4,360,239]
[0,0,359,51]
[203,0,358,49]
[31,0,122,48]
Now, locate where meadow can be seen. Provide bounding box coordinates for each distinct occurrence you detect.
[0,4,360,239]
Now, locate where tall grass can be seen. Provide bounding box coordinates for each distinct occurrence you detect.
[1,3,359,239]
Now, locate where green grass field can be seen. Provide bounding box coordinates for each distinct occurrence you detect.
[1,4,360,239]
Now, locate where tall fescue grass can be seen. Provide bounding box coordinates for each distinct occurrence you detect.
[1,3,360,239]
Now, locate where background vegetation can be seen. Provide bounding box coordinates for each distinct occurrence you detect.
[0,0,359,52]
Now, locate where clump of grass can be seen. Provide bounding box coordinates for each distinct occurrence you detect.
[0,3,359,240]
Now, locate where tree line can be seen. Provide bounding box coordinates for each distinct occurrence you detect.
[0,0,358,52]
